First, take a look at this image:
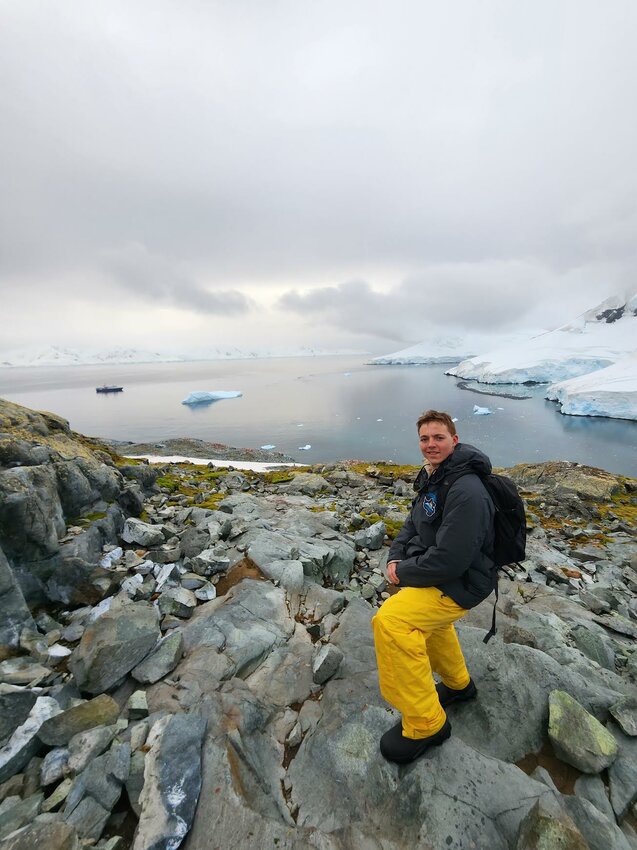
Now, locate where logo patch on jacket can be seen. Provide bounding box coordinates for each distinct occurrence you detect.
[422,492,438,518]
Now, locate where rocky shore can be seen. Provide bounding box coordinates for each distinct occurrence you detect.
[1,397,637,850]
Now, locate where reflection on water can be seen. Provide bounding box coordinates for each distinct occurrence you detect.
[0,357,635,476]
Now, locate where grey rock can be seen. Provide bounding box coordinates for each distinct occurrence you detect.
[610,697,637,737]
[64,742,130,840]
[68,598,160,693]
[121,518,165,548]
[0,465,65,564]
[351,521,386,550]
[516,797,590,849]
[0,547,35,648]
[40,747,70,785]
[312,644,344,685]
[67,725,118,775]
[282,473,335,497]
[548,690,618,773]
[0,656,53,686]
[245,624,314,707]
[127,692,148,721]
[132,714,206,850]
[157,587,197,619]
[191,547,231,576]
[257,559,304,592]
[0,820,79,850]
[45,557,114,607]
[180,580,294,679]
[574,773,616,822]
[38,695,120,746]
[564,794,632,850]
[126,750,146,817]
[0,792,43,841]
[571,624,617,671]
[608,721,637,820]
[0,692,37,748]
[131,632,184,684]
[0,696,61,784]
[64,795,111,841]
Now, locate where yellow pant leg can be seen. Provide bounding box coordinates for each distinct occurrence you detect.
[372,587,470,738]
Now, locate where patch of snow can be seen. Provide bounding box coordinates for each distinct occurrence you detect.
[546,353,637,420]
[181,391,242,405]
[125,454,304,471]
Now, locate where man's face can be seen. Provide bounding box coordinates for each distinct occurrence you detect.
[418,421,458,469]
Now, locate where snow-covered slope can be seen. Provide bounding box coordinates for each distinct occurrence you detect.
[546,353,637,421]
[369,330,535,366]
[0,344,362,368]
[446,293,636,385]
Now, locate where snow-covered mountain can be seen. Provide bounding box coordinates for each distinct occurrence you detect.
[368,330,537,366]
[546,352,637,421]
[446,292,636,385]
[0,344,363,368]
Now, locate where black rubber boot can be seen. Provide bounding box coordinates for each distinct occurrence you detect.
[380,719,451,764]
[436,678,477,708]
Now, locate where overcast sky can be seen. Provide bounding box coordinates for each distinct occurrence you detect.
[1,0,636,355]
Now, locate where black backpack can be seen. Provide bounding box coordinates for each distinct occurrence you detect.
[437,471,527,642]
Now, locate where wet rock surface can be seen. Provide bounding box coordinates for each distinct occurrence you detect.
[0,397,636,848]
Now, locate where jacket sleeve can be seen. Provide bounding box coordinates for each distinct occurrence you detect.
[388,512,417,562]
[395,478,492,587]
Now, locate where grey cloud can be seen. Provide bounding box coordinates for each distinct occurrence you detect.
[278,261,589,341]
[101,243,253,316]
[0,0,636,349]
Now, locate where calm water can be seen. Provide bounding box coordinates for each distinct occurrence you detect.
[0,356,635,476]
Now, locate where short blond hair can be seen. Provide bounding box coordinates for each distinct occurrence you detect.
[416,409,457,437]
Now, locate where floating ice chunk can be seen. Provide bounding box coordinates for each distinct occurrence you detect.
[181,391,242,405]
[343,372,352,377]
[452,417,458,422]
[298,444,312,450]
[260,444,276,450]
[376,418,383,422]
[297,423,304,427]
[472,405,493,416]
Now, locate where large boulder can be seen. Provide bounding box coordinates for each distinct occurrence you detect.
[68,598,160,693]
[0,545,34,647]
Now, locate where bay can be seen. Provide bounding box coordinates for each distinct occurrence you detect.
[0,355,635,476]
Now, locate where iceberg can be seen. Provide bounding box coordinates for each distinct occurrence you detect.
[181,391,242,405]
[298,444,312,450]
[546,353,637,421]
[472,405,493,416]
[260,444,276,450]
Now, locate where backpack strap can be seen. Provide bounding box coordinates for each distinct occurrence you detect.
[483,583,498,644]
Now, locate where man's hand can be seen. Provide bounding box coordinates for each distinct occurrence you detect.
[387,560,400,585]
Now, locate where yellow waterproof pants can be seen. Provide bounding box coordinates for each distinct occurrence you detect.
[372,587,470,739]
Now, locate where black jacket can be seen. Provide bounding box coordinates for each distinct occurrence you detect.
[389,443,496,609]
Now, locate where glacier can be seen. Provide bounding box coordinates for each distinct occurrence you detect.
[181,391,242,405]
[446,293,636,385]
[546,353,637,421]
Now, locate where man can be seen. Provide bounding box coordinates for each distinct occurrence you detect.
[372,409,495,764]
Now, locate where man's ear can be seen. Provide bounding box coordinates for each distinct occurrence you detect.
[452,435,459,446]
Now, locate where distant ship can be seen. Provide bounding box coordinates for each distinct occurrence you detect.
[95,385,124,393]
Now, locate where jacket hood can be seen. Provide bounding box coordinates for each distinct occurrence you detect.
[414,442,492,490]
